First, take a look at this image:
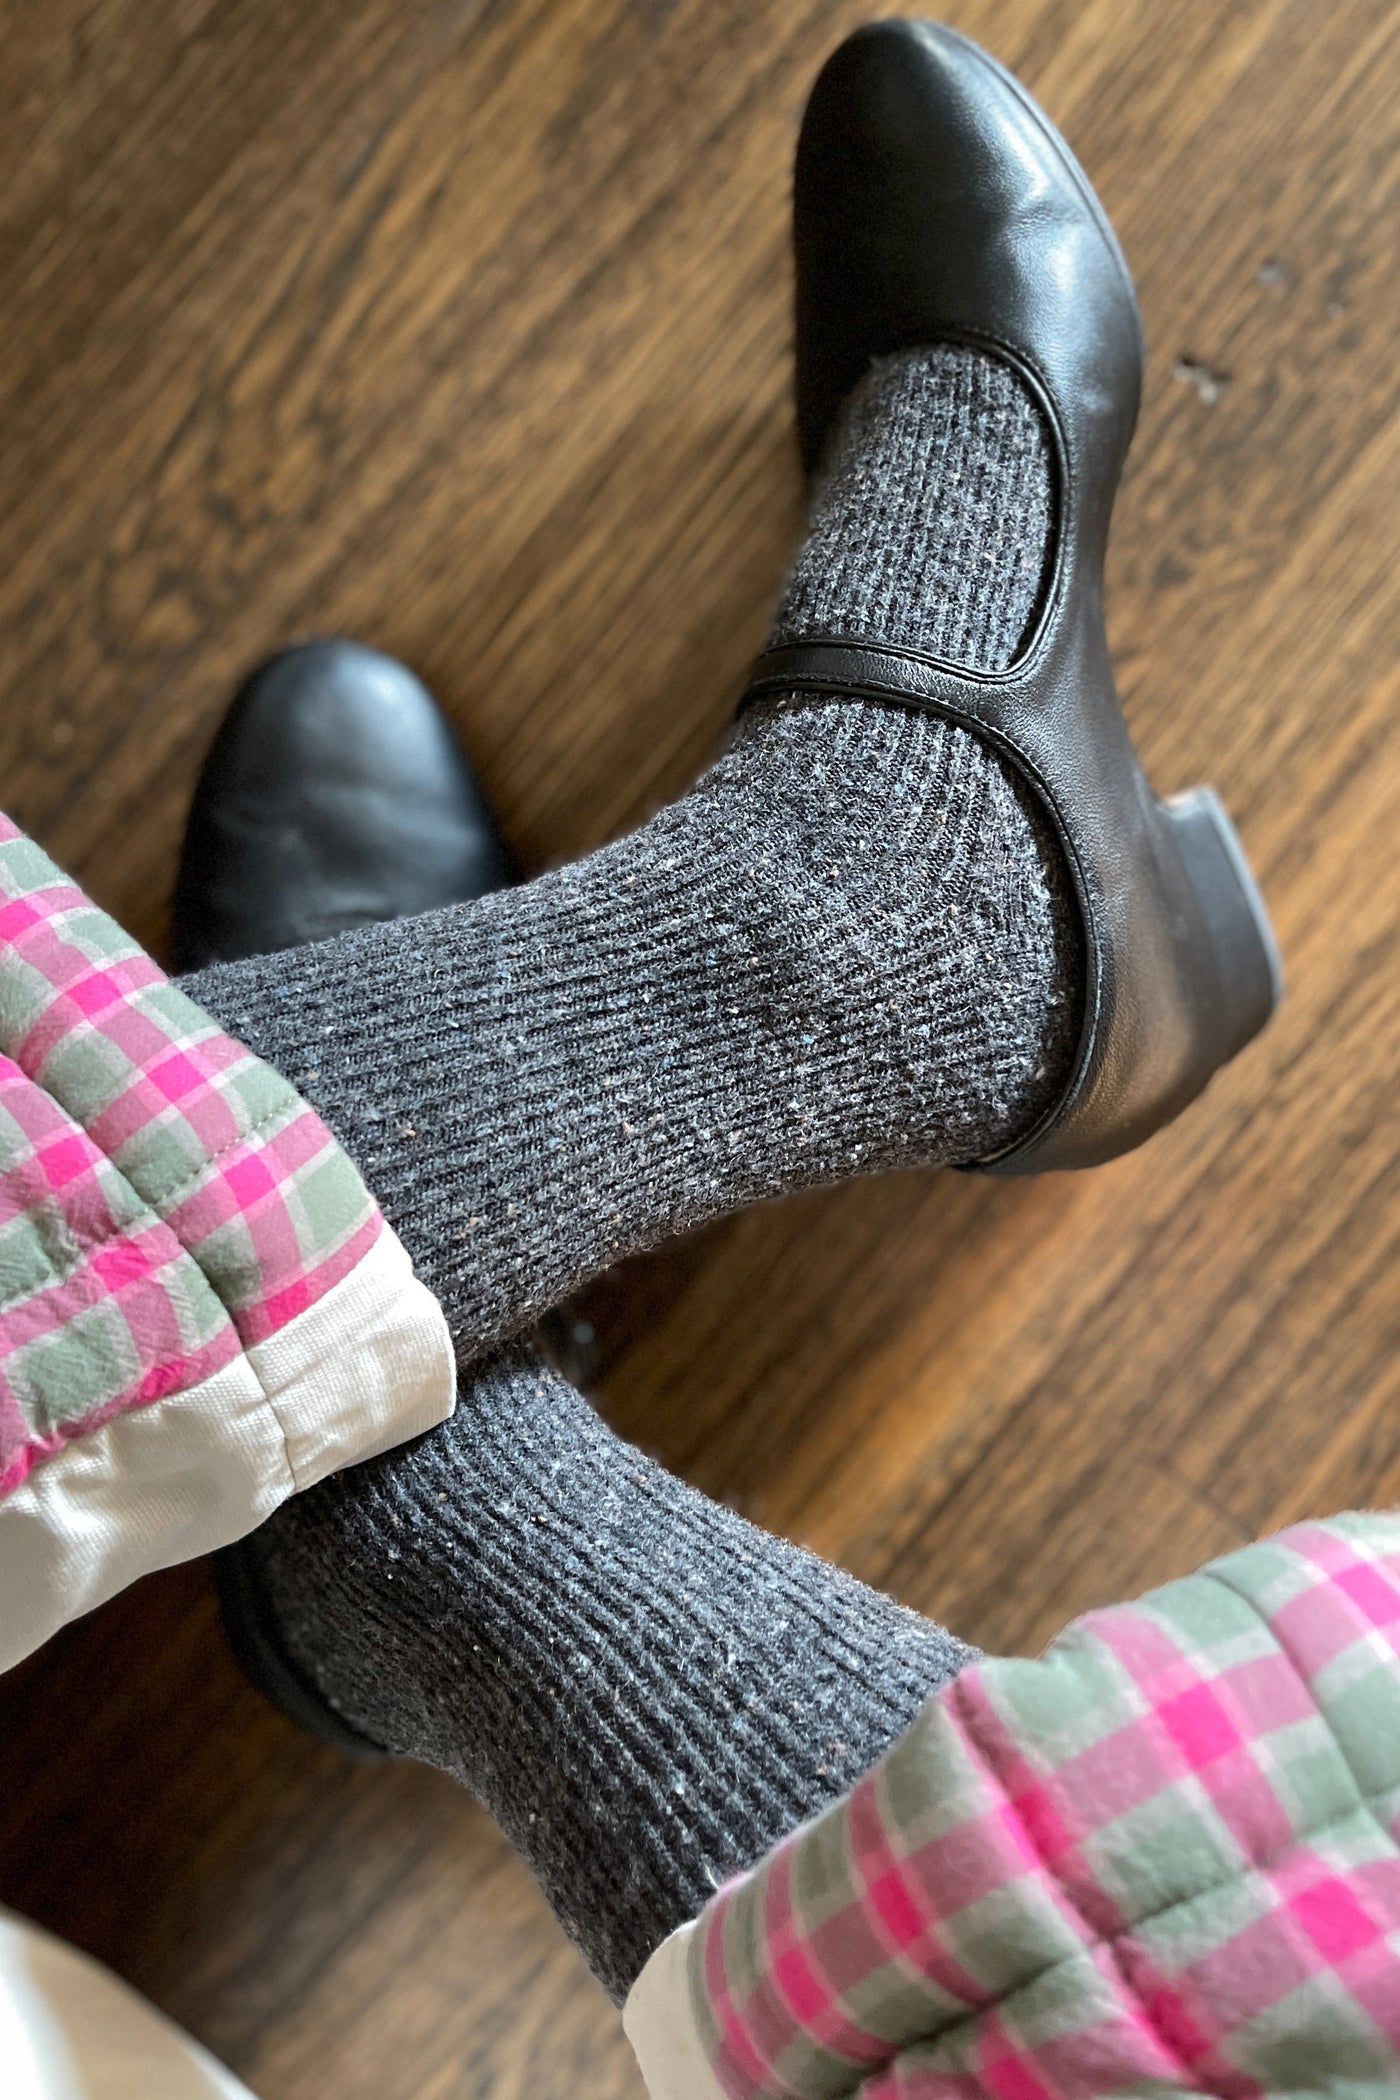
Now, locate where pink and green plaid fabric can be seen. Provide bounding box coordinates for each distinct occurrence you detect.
[0,818,381,1497]
[691,1512,1400,2097]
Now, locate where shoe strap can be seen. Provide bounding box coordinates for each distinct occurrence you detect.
[739,637,1034,751]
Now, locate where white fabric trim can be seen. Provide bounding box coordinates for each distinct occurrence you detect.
[624,1916,727,2100]
[244,1225,454,1490]
[0,1226,454,1673]
[0,1908,257,2100]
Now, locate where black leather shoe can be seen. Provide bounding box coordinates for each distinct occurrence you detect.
[176,639,596,1752]
[171,639,516,971]
[742,20,1281,1172]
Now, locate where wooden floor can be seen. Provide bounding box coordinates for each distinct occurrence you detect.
[2,0,1399,2091]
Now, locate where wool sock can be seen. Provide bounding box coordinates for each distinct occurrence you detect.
[201,346,1073,2000]
[186,346,1082,1368]
[240,1344,977,2001]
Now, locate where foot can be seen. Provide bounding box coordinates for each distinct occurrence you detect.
[184,345,1082,1362]
[756,18,1281,1169]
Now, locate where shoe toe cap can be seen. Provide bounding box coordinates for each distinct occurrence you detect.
[173,640,515,971]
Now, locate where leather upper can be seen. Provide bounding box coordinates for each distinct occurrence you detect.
[792,18,1144,489]
[745,20,1276,1171]
[171,640,516,971]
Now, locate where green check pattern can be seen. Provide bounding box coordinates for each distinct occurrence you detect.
[0,817,383,1496]
[690,1513,1400,2097]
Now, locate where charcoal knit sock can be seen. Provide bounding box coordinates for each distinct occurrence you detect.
[242,1344,977,2001]
[186,347,1081,1366]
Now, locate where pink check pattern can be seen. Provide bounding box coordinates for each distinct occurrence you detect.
[690,1513,1400,2097]
[0,817,382,1497]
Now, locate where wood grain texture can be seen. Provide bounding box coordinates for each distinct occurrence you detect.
[2,0,1399,2093]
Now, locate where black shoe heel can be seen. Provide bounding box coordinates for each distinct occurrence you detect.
[1165,786,1283,1064]
[213,1541,388,1761]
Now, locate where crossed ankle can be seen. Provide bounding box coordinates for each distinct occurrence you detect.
[189,690,1077,1369]
[185,340,1079,1370]
[197,336,1080,2007]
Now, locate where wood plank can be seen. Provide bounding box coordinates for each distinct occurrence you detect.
[2,0,1399,2093]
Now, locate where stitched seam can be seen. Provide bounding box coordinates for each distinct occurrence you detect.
[804,1580,1400,2089]
[0,1170,246,1472]
[0,923,310,1495]
[862,1783,1400,2081]
[116,1091,304,1217]
[7,1096,308,1496]
[3,1268,302,1502]
[1,1330,251,1495]
[1200,1560,1386,1822]
[0,1176,202,1321]
[753,638,1031,691]
[142,1099,317,1498]
[4,1003,303,1219]
[948,1668,1199,2083]
[241,1246,387,1494]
